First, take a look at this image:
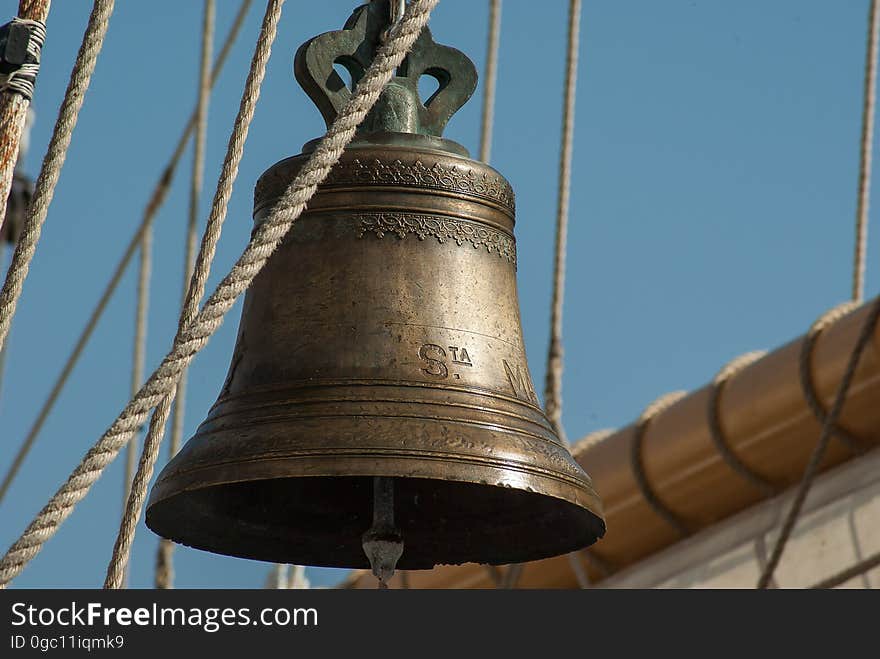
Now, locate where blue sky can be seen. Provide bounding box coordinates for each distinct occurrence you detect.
[0,0,875,588]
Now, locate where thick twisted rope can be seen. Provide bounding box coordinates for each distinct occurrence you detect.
[478,0,501,163]
[105,0,274,590]
[544,0,581,443]
[0,0,253,507]
[707,351,778,495]
[154,0,215,592]
[757,295,880,589]
[0,0,115,355]
[77,0,437,590]
[853,0,880,303]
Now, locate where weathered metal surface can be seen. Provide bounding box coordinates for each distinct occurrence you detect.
[146,0,604,571]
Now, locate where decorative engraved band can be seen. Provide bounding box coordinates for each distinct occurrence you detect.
[254,157,516,215]
[325,158,515,211]
[356,212,517,265]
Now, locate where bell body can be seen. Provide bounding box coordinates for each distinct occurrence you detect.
[146,133,605,569]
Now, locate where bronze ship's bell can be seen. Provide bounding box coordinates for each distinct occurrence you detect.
[146,0,605,577]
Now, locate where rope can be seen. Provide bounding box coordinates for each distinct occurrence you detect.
[631,391,690,537]
[543,0,581,444]
[105,0,270,590]
[809,550,880,589]
[120,216,151,589]
[0,18,47,100]
[757,295,880,589]
[853,0,880,303]
[155,0,215,592]
[0,0,115,356]
[0,0,253,507]
[93,0,439,591]
[798,302,866,453]
[707,351,778,495]
[478,0,501,163]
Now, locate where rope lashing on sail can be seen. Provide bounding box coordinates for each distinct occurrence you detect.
[707,351,778,496]
[630,390,690,538]
[853,0,880,303]
[757,294,880,589]
[0,0,254,508]
[0,0,115,356]
[478,0,501,163]
[544,0,581,446]
[154,0,216,593]
[0,18,46,101]
[797,301,867,453]
[7,0,442,591]
[755,1,880,589]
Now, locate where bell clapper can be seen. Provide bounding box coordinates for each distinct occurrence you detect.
[361,477,404,589]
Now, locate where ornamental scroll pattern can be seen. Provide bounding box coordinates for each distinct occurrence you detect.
[325,158,515,212]
[357,213,517,266]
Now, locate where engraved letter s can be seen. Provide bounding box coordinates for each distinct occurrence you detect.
[419,344,449,379]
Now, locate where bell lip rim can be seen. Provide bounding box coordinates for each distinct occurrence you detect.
[146,495,606,572]
[145,466,606,570]
[146,452,605,525]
